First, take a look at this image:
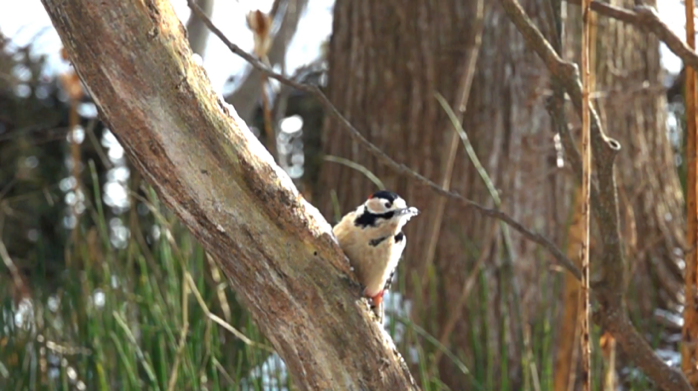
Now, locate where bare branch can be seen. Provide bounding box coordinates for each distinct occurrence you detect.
[226,0,308,124]
[580,0,593,389]
[566,0,698,72]
[187,0,581,281]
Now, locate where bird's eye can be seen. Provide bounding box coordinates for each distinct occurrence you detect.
[384,201,391,209]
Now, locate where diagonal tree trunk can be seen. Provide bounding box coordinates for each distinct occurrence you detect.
[39,0,419,389]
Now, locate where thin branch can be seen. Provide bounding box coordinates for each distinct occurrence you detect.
[226,0,307,123]
[323,155,386,190]
[187,0,581,281]
[580,0,593,389]
[566,0,698,72]
[185,272,274,352]
[0,240,26,297]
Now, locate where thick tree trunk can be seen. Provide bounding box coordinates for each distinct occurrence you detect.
[320,0,684,388]
[319,0,572,387]
[39,0,419,390]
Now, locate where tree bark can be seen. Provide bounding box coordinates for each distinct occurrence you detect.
[39,1,419,390]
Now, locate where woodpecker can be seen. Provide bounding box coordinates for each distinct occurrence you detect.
[333,190,419,323]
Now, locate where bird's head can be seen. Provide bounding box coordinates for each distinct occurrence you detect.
[354,190,419,229]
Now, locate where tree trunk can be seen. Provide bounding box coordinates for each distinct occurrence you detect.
[319,1,574,387]
[319,0,684,388]
[39,1,420,389]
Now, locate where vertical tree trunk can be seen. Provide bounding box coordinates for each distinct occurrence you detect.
[319,1,573,387]
[320,0,682,388]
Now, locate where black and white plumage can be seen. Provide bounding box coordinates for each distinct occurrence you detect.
[333,190,418,323]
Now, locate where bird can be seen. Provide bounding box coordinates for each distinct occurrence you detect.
[332,190,419,323]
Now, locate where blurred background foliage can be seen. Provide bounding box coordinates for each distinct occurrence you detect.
[0,0,690,390]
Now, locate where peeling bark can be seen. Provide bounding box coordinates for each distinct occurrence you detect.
[39,0,419,389]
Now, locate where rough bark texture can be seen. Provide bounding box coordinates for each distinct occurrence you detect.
[39,1,419,390]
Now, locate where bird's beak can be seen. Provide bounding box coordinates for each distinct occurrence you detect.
[396,207,419,217]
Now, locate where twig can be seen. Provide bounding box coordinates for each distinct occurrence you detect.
[0,240,26,297]
[501,0,692,390]
[323,155,385,190]
[205,252,232,322]
[212,357,237,386]
[260,79,277,159]
[226,0,307,123]
[247,10,277,160]
[566,0,698,73]
[184,272,274,352]
[580,0,592,389]
[113,311,160,387]
[187,0,581,281]
[167,275,190,391]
